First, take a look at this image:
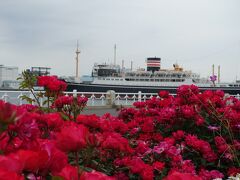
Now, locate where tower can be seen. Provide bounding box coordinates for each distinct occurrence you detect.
[75,41,80,78]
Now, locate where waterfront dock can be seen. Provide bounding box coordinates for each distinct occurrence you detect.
[82,106,119,116]
[1,90,240,115]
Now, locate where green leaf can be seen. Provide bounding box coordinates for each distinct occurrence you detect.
[18,70,37,90]
[51,176,64,180]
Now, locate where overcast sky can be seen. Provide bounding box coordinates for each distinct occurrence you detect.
[0,0,240,82]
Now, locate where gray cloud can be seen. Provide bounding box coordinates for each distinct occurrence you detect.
[0,0,240,81]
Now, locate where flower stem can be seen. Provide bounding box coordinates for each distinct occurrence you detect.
[75,151,80,180]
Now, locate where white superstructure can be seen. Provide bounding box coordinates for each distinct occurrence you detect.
[89,60,240,88]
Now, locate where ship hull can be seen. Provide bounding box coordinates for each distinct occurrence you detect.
[66,83,240,95]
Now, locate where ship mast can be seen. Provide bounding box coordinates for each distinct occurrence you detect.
[75,41,81,79]
[212,64,215,76]
[218,65,220,83]
[114,44,116,66]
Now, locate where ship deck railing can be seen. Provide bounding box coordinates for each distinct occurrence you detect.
[1,89,240,107]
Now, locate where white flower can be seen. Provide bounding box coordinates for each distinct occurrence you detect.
[228,173,240,180]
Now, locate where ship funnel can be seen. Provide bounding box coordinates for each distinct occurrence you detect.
[147,57,161,72]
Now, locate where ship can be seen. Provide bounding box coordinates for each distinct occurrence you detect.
[66,57,240,95]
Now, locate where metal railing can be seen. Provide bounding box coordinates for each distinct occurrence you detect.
[66,90,162,106]
[0,90,160,106]
[1,89,240,107]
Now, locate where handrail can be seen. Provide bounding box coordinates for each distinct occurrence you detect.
[0,90,240,106]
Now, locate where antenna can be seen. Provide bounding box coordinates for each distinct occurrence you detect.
[131,61,133,71]
[114,44,116,66]
[218,65,220,83]
[212,64,215,76]
[122,59,124,70]
[75,40,81,78]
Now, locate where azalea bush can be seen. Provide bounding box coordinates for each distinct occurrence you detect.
[0,75,240,179]
[18,71,67,108]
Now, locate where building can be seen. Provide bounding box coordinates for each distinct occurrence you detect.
[0,65,19,88]
[30,67,51,76]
